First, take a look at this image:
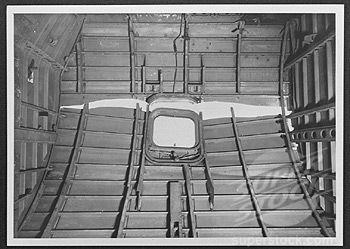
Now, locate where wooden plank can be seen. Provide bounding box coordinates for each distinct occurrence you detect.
[51,146,73,164]
[74,165,128,180]
[41,104,88,237]
[86,116,143,134]
[56,212,120,230]
[21,213,50,231]
[82,22,128,36]
[195,210,319,228]
[78,147,140,165]
[56,129,140,149]
[169,182,183,238]
[88,106,142,119]
[231,108,269,236]
[188,24,282,38]
[67,178,306,197]
[206,148,291,167]
[204,118,282,139]
[83,37,130,51]
[15,128,57,144]
[205,133,285,152]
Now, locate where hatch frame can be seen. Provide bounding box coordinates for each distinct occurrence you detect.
[146,107,204,165]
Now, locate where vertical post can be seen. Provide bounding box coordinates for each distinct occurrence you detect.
[236,20,244,94]
[231,107,270,237]
[128,15,136,93]
[201,55,206,94]
[326,41,335,121]
[182,164,197,238]
[42,62,50,156]
[159,69,163,94]
[294,62,301,127]
[183,14,189,94]
[117,104,140,237]
[75,40,84,93]
[20,51,30,216]
[169,182,183,238]
[32,57,42,188]
[142,55,146,93]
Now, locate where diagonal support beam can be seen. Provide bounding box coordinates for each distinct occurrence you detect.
[169,181,183,238]
[199,112,214,210]
[116,104,141,238]
[284,29,335,70]
[231,107,270,237]
[182,164,197,238]
[41,104,88,238]
[135,105,150,210]
[287,102,335,119]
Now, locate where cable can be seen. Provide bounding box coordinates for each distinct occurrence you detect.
[172,14,184,93]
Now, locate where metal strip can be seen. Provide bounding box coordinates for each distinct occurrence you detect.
[142,55,146,93]
[201,55,206,94]
[199,113,214,210]
[116,104,141,237]
[290,125,335,142]
[169,182,183,238]
[236,20,244,94]
[183,14,189,94]
[135,105,150,210]
[159,69,163,94]
[128,15,136,93]
[182,164,197,238]
[230,107,270,237]
[75,40,84,93]
[302,57,309,125]
[41,104,88,238]
[279,22,332,237]
[284,29,335,69]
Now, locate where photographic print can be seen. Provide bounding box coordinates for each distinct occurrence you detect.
[7,4,344,246]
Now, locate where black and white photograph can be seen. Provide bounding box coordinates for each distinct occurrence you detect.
[6,4,344,246]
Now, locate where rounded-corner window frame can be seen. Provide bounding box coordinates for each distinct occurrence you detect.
[146,108,204,164]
